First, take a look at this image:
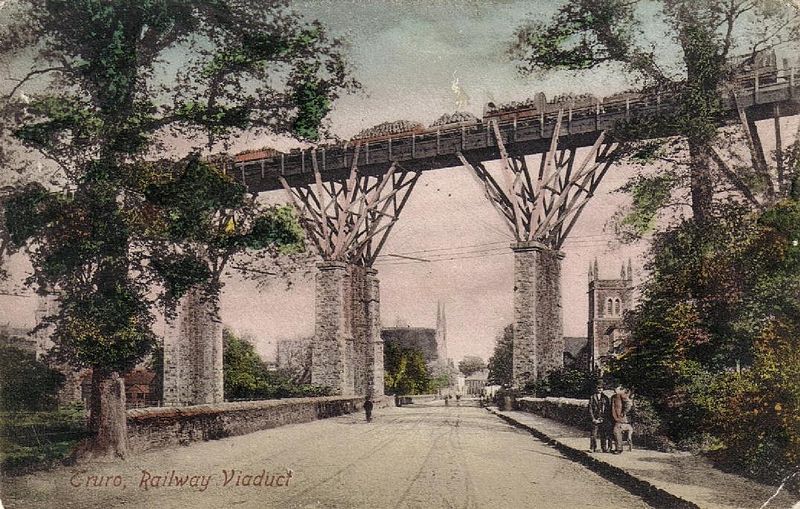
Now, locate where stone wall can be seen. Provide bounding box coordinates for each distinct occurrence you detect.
[516,396,591,429]
[515,396,672,451]
[512,241,565,388]
[127,395,392,453]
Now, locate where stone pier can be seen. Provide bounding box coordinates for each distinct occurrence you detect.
[512,241,565,389]
[163,288,224,406]
[312,261,384,397]
[313,261,356,395]
[365,268,384,398]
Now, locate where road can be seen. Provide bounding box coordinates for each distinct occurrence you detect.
[2,403,649,509]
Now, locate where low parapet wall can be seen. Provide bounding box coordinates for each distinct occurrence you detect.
[127,395,391,453]
[516,397,590,430]
[515,396,673,451]
[397,394,437,405]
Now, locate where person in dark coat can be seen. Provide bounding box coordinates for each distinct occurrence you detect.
[364,397,374,422]
[588,384,610,452]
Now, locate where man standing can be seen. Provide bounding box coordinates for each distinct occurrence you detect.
[611,386,634,454]
[588,384,609,453]
[364,397,374,422]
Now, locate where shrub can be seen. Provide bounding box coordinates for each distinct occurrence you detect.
[529,367,599,398]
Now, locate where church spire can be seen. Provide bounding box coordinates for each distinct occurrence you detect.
[435,301,448,364]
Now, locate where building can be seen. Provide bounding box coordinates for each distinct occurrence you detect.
[464,369,489,396]
[276,337,312,383]
[587,259,634,372]
[381,301,450,367]
[0,324,37,355]
[563,336,589,369]
[79,368,158,409]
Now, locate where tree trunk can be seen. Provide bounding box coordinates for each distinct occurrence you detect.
[687,138,715,227]
[77,369,128,461]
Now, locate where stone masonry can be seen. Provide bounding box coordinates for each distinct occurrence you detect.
[313,261,384,397]
[163,288,224,406]
[512,241,565,388]
[314,261,355,395]
[365,268,384,397]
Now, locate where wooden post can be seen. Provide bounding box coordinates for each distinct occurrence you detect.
[513,116,518,142]
[754,71,760,103]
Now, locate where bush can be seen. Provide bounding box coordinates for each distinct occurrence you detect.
[0,404,89,475]
[528,368,599,398]
[0,346,65,412]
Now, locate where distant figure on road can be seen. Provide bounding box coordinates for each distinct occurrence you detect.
[364,398,374,422]
[445,395,450,407]
[611,386,634,454]
[455,394,461,406]
[588,384,610,453]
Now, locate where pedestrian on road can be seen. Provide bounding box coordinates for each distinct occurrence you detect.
[611,386,633,454]
[588,384,610,453]
[364,397,374,422]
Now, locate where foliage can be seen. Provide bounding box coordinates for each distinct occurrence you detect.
[223,329,330,400]
[0,404,89,475]
[458,355,486,377]
[427,362,455,392]
[487,324,513,386]
[510,0,800,226]
[0,346,65,412]
[612,199,800,481]
[0,0,354,452]
[384,342,432,395]
[529,367,599,399]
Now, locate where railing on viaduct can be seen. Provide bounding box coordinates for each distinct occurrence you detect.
[226,67,800,193]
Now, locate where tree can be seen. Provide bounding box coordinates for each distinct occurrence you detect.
[1,0,355,459]
[510,0,800,227]
[223,329,330,400]
[223,329,271,400]
[0,346,65,412]
[611,199,800,479]
[458,355,486,377]
[487,324,513,386]
[384,342,432,395]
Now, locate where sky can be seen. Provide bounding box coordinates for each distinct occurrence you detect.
[218,0,651,362]
[1,0,796,363]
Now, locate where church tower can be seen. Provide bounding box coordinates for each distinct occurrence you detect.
[587,259,633,372]
[435,301,448,365]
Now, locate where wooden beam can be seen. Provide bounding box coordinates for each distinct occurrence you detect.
[458,153,517,237]
[491,119,524,240]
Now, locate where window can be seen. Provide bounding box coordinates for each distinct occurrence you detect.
[614,298,621,316]
[606,298,613,315]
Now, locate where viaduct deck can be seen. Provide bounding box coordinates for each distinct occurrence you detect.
[227,69,800,193]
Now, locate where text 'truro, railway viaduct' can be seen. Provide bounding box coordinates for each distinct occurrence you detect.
[163,65,800,405]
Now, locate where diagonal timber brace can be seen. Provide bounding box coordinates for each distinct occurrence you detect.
[459,118,623,249]
[281,148,421,266]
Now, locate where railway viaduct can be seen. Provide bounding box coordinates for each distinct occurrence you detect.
[163,65,800,404]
